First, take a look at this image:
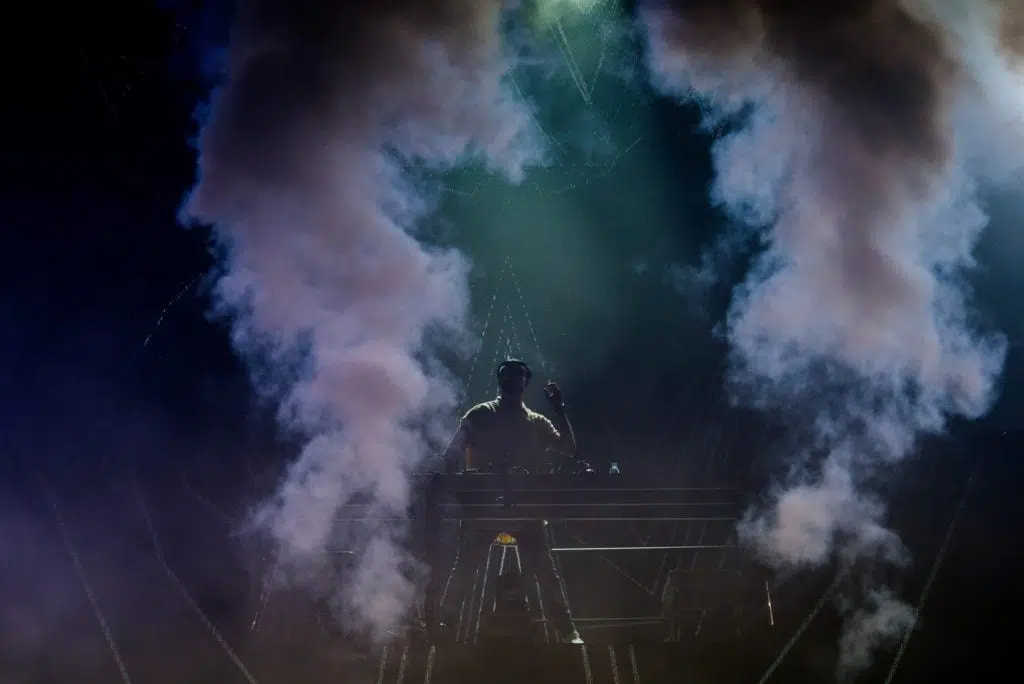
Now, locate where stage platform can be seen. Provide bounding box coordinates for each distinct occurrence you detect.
[331,471,784,682]
[363,638,786,684]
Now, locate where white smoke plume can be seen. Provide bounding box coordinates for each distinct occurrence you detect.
[182,0,542,641]
[639,0,1022,675]
[838,589,916,681]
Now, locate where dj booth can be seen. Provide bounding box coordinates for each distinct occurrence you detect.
[414,470,772,645]
[330,469,780,683]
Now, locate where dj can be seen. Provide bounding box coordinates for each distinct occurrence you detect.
[441,358,582,644]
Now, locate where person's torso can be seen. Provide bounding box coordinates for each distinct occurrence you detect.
[464,399,553,472]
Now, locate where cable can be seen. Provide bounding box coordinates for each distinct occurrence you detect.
[563,530,653,595]
[506,257,550,378]
[141,275,200,349]
[40,480,133,684]
[462,257,507,406]
[883,476,972,684]
[180,471,234,525]
[130,473,260,684]
[551,18,592,105]
[757,568,849,684]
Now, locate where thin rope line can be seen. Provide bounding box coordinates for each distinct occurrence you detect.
[506,257,550,377]
[41,480,133,683]
[883,476,972,684]
[551,18,592,105]
[757,569,848,684]
[130,474,260,684]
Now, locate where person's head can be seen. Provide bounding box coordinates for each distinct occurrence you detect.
[496,359,531,398]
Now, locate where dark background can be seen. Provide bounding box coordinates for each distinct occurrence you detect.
[1,3,1021,682]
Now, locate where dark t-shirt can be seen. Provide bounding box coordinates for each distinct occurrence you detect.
[459,398,563,472]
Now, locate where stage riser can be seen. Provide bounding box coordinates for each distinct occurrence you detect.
[371,645,683,684]
[337,509,740,521]
[367,640,797,684]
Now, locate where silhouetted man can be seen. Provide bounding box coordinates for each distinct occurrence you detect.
[441,358,582,643]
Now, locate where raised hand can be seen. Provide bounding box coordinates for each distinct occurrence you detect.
[544,381,565,412]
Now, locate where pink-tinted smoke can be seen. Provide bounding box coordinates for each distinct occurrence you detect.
[640,0,1022,676]
[182,0,542,642]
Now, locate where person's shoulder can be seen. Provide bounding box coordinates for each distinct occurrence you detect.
[462,400,499,421]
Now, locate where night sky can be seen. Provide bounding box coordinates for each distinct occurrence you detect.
[3,2,1023,683]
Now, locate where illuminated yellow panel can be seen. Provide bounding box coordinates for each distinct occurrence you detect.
[495,533,517,545]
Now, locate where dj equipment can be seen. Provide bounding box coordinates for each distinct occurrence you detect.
[415,470,750,643]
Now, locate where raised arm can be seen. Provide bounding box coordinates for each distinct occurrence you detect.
[550,406,576,456]
[543,381,577,457]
